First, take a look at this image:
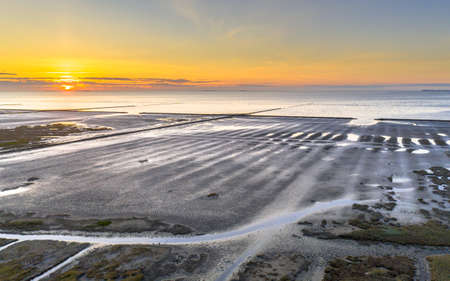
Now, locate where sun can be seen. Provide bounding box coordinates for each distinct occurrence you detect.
[62,85,73,91]
[55,74,78,91]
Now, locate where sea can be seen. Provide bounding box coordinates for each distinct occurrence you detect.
[1,89,449,125]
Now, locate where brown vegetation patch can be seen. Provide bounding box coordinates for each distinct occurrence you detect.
[0,211,194,235]
[323,256,415,281]
[426,255,450,281]
[47,245,208,281]
[0,122,110,150]
[0,240,88,281]
[233,252,309,281]
[341,220,450,246]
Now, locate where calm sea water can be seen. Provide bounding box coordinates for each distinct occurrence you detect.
[1,90,449,124]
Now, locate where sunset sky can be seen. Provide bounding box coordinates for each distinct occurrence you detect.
[1,0,449,91]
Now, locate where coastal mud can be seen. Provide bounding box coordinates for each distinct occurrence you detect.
[0,113,448,280]
[1,115,447,233]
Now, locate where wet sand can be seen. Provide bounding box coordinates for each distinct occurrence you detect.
[0,110,448,280]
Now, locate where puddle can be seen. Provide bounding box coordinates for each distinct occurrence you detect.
[397,137,404,147]
[437,133,447,137]
[336,142,351,147]
[391,176,411,184]
[0,187,31,197]
[348,119,379,126]
[392,187,415,193]
[290,132,303,138]
[299,146,309,150]
[304,133,315,139]
[412,149,430,154]
[411,138,421,146]
[347,133,359,142]
[437,185,447,191]
[322,156,335,161]
[395,148,407,152]
[381,120,416,126]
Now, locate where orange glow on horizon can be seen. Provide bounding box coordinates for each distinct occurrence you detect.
[1,1,449,92]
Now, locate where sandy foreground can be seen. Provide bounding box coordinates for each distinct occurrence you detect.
[0,109,448,281]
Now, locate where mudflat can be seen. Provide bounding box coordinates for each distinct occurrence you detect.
[0,110,448,280]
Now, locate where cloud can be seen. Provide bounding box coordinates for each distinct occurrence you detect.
[0,74,221,91]
[142,78,190,83]
[171,0,202,26]
[0,73,16,75]
[0,79,53,86]
[82,77,132,81]
[140,78,218,84]
[225,26,252,39]
[2,74,450,92]
[82,77,218,84]
[0,77,54,80]
[234,83,270,87]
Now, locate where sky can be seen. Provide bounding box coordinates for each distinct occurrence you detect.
[0,0,449,91]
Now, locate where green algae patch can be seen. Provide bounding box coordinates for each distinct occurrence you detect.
[323,256,415,281]
[341,221,450,246]
[426,255,450,281]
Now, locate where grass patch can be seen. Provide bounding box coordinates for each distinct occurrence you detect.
[341,220,450,246]
[46,245,200,281]
[0,261,32,281]
[0,239,16,247]
[6,219,43,229]
[96,220,112,227]
[0,123,109,150]
[0,240,88,281]
[206,192,219,199]
[426,255,450,281]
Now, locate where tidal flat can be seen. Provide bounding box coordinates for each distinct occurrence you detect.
[0,109,448,280]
